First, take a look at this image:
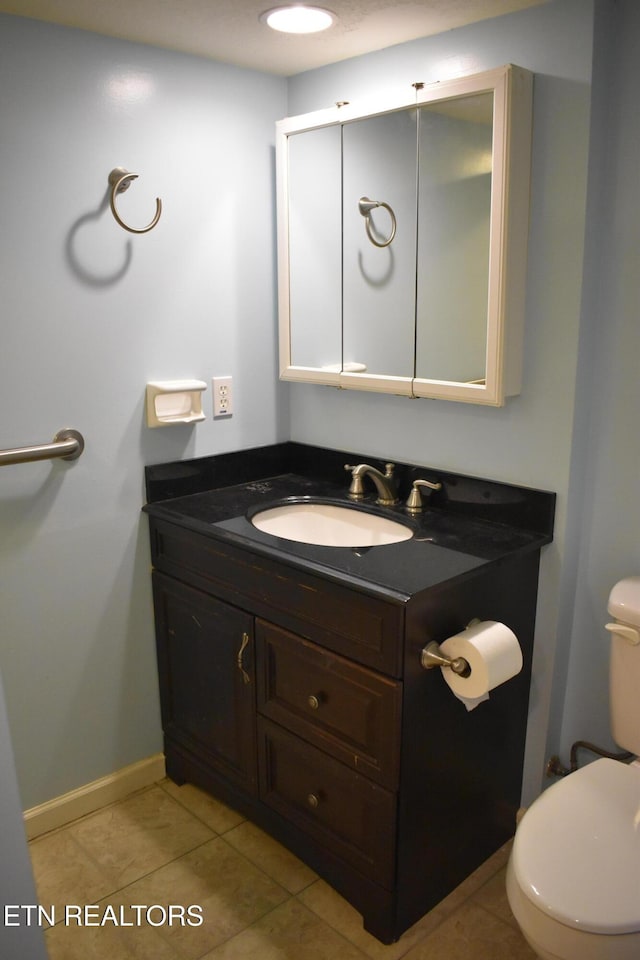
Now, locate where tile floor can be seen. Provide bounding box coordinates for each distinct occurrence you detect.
[29,779,537,960]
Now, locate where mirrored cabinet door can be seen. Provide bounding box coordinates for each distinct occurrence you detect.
[416,93,493,385]
[342,109,417,380]
[287,125,342,371]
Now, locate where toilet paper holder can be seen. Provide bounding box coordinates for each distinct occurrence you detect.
[421,618,482,676]
[421,641,471,677]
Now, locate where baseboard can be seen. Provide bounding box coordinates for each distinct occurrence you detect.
[23,753,166,840]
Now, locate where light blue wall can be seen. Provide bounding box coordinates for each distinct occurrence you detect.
[552,0,640,760]
[0,14,287,808]
[1,0,638,816]
[286,0,638,800]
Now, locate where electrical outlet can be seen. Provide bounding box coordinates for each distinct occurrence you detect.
[212,376,233,417]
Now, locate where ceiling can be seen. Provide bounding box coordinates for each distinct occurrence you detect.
[0,0,549,76]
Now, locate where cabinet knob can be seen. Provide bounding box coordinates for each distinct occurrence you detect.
[307,694,321,710]
[307,793,320,808]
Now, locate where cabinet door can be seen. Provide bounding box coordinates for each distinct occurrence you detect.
[152,572,256,792]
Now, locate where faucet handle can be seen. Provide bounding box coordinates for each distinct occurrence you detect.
[344,463,366,500]
[405,478,442,513]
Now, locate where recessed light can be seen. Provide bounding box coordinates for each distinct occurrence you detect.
[261,5,336,35]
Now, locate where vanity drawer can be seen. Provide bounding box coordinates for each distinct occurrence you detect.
[149,518,404,675]
[256,620,401,789]
[258,718,396,888]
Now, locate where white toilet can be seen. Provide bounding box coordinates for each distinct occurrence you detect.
[506,576,640,960]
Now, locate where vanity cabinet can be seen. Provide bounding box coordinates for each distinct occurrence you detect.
[147,508,544,944]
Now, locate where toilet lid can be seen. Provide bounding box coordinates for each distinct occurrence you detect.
[512,758,640,934]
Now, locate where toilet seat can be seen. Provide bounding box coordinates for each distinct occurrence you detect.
[512,758,640,935]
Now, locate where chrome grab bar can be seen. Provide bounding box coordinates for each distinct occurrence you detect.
[0,429,84,467]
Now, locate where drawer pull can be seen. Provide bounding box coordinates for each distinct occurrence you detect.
[307,792,320,808]
[307,694,321,710]
[237,632,251,685]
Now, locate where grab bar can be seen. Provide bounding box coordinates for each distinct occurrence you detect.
[0,429,85,467]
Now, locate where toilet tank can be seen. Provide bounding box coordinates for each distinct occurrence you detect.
[607,576,640,755]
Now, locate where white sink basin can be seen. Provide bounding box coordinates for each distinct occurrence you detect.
[250,501,413,547]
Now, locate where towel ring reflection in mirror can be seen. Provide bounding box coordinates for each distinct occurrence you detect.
[108,167,162,234]
[358,196,397,248]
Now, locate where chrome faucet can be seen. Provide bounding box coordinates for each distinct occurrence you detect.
[344,462,398,505]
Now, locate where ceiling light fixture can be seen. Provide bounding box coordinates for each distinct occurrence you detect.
[261,5,336,35]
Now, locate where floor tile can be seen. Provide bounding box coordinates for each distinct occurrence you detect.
[67,785,214,888]
[401,900,538,960]
[298,879,446,960]
[471,866,520,928]
[199,897,368,960]
[29,829,115,919]
[224,821,317,894]
[160,780,246,834]
[44,914,181,960]
[30,783,532,960]
[113,836,290,959]
[294,842,513,960]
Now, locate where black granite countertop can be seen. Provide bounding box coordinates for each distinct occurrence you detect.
[143,443,555,603]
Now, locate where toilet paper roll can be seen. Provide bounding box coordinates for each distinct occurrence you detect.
[439,620,523,711]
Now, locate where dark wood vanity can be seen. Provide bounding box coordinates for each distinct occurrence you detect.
[144,442,554,943]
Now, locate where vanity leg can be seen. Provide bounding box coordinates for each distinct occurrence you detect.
[164,750,187,786]
[362,902,398,945]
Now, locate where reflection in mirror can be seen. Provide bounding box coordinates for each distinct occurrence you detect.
[342,109,417,378]
[288,125,341,369]
[416,93,493,383]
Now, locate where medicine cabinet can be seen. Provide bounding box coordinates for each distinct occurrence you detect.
[276,64,533,406]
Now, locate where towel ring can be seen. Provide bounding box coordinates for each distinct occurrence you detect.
[358,196,397,248]
[108,167,162,234]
